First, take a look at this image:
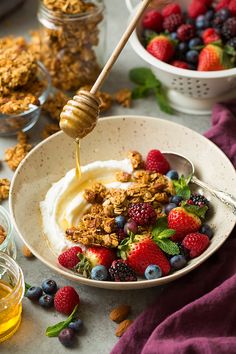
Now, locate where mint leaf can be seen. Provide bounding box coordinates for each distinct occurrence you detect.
[155,87,174,114]
[132,85,150,99]
[152,216,168,237]
[46,305,78,337]
[184,204,208,219]
[156,239,180,255]
[24,282,31,296]
[129,67,157,87]
[158,229,176,239]
[173,175,191,200]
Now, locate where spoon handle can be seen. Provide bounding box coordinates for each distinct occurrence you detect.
[192,175,236,215]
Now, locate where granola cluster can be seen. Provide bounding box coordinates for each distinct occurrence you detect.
[4,131,31,170]
[65,151,174,248]
[0,225,6,245]
[34,0,103,91]
[0,179,10,201]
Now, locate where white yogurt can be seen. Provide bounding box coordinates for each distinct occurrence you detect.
[40,159,133,254]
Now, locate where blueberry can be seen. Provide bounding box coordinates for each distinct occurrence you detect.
[170,32,178,40]
[216,8,231,21]
[196,15,210,30]
[124,219,138,235]
[26,286,43,300]
[58,328,76,348]
[68,319,83,333]
[91,265,108,281]
[177,42,188,54]
[205,9,214,21]
[42,279,57,294]
[39,294,54,308]
[188,37,203,49]
[144,265,162,280]
[115,215,126,229]
[186,50,199,64]
[200,223,214,239]
[166,170,179,180]
[164,203,177,215]
[170,255,187,270]
[170,195,183,205]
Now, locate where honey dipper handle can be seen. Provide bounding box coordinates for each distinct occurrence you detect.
[90,0,153,95]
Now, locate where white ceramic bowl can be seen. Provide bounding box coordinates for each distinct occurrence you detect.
[127,0,236,114]
[9,116,236,290]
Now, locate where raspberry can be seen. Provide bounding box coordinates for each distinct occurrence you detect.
[182,232,210,258]
[142,10,163,32]
[162,3,181,18]
[177,24,195,41]
[170,60,189,69]
[229,0,236,16]
[163,13,183,32]
[54,286,80,315]
[188,1,207,18]
[221,18,236,39]
[146,149,170,174]
[189,193,209,207]
[215,0,230,11]
[202,28,221,44]
[58,246,82,269]
[128,202,157,226]
[108,260,137,281]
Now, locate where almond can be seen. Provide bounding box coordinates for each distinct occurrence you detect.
[115,319,133,337]
[109,304,131,323]
[22,244,34,258]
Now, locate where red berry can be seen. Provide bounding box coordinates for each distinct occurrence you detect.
[146,35,175,62]
[146,149,170,174]
[162,3,181,18]
[202,28,221,44]
[58,246,82,269]
[228,1,236,16]
[163,13,183,32]
[54,286,80,315]
[182,232,210,258]
[215,0,230,11]
[188,1,207,18]
[142,10,163,32]
[85,246,116,269]
[170,60,189,69]
[177,24,195,41]
[128,202,157,226]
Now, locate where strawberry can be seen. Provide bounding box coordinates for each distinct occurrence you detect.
[162,3,181,18]
[188,1,207,18]
[182,232,210,258]
[167,207,201,241]
[54,286,80,315]
[228,0,236,15]
[77,246,116,277]
[170,60,189,69]
[197,44,231,71]
[146,35,175,62]
[142,10,163,32]
[146,149,170,174]
[215,0,230,11]
[202,28,221,45]
[58,246,82,269]
[119,234,170,276]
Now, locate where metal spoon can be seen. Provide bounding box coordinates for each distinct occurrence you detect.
[163,152,236,215]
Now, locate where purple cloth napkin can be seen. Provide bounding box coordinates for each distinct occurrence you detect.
[111,102,236,354]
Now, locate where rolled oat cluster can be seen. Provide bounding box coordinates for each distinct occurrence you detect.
[37,0,104,91]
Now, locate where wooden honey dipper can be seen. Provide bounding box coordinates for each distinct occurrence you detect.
[60,0,166,140]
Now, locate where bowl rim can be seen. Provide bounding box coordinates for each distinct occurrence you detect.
[9,115,236,289]
[0,61,51,120]
[129,27,236,79]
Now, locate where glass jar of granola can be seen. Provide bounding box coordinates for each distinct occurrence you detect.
[37,0,106,92]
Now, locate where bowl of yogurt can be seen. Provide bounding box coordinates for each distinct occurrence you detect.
[9,115,236,289]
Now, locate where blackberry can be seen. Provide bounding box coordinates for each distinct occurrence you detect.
[128,202,157,226]
[227,37,236,49]
[177,24,195,42]
[163,13,183,33]
[221,18,236,39]
[109,260,137,281]
[189,193,209,207]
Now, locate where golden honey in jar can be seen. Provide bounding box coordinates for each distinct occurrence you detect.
[0,252,24,343]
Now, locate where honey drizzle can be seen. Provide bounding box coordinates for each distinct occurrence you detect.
[75,138,82,179]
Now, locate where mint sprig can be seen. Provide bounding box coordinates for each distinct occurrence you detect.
[45,305,78,337]
[151,217,179,255]
[183,204,208,219]
[24,282,32,296]
[129,67,174,114]
[172,175,192,200]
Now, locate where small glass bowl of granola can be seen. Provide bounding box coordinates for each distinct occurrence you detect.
[0,61,51,136]
[0,206,16,260]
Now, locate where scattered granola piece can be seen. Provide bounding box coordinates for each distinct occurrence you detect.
[0,225,6,245]
[114,89,132,108]
[43,90,69,121]
[0,178,10,201]
[128,150,144,170]
[42,123,60,139]
[22,244,34,258]
[115,171,132,183]
[115,319,133,337]
[5,143,31,170]
[83,183,107,204]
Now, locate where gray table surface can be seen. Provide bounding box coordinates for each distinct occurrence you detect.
[0,1,211,353]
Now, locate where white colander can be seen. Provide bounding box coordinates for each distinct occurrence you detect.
[126,0,236,115]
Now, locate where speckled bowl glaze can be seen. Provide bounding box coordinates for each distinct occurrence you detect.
[9,116,236,290]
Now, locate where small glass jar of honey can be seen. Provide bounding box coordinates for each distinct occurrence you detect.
[0,252,24,343]
[0,206,17,260]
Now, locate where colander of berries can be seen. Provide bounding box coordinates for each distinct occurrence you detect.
[127,0,236,115]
